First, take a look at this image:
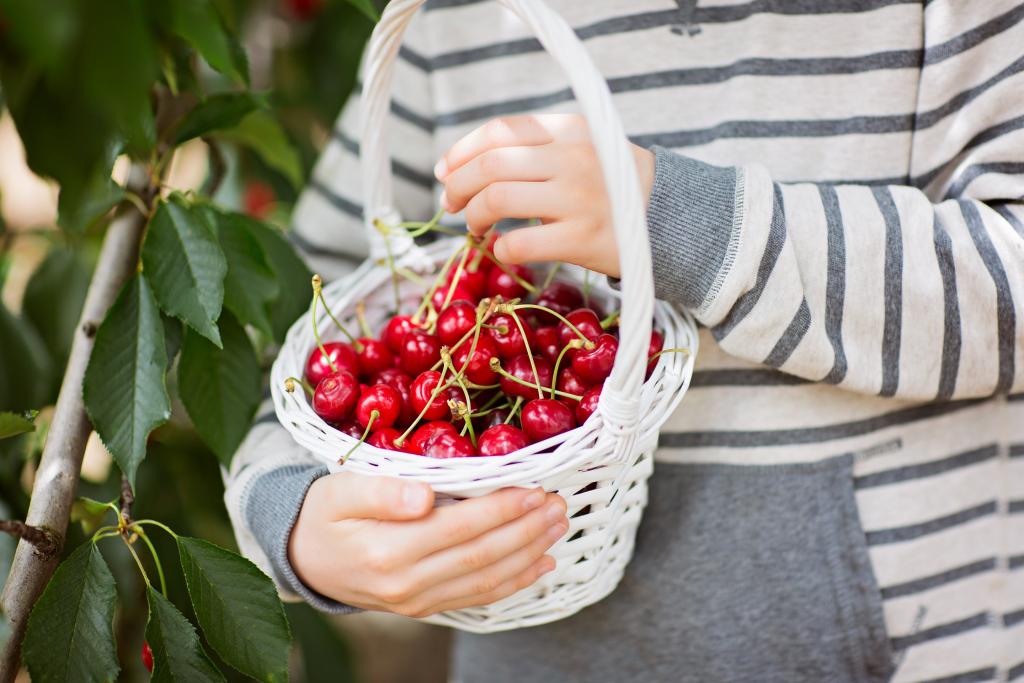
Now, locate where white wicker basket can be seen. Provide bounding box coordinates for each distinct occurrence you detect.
[270,0,699,633]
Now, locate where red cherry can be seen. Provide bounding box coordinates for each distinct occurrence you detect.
[446,262,488,298]
[476,407,511,432]
[372,368,415,426]
[382,315,416,354]
[410,371,451,421]
[533,281,584,325]
[576,385,602,423]
[356,384,402,432]
[400,330,441,376]
[488,313,536,359]
[243,180,275,219]
[285,0,323,20]
[499,354,554,400]
[452,334,499,385]
[558,308,603,347]
[333,420,364,438]
[571,333,618,384]
[478,424,530,456]
[356,338,393,377]
[408,421,457,454]
[305,342,359,387]
[557,367,590,400]
[141,641,154,673]
[312,371,360,422]
[422,430,476,458]
[368,428,403,451]
[534,326,562,363]
[646,329,664,379]
[520,399,576,443]
[436,300,477,346]
[432,283,477,312]
[486,264,533,300]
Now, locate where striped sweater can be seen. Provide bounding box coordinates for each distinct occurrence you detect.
[225,2,1024,681]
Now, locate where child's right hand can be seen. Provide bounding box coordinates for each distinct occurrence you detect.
[288,472,569,617]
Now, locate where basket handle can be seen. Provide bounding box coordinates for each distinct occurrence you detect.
[360,0,654,438]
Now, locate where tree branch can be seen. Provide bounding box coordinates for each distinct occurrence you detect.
[119,474,134,525]
[0,521,59,559]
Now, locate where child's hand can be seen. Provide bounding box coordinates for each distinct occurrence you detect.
[435,114,655,278]
[289,471,568,617]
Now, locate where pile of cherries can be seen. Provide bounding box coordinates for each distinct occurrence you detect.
[290,233,665,460]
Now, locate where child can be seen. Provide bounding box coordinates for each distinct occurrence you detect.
[226,2,1024,681]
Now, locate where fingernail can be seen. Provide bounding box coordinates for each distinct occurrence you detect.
[522,489,545,511]
[403,484,430,511]
[544,502,564,523]
[547,522,569,540]
[434,157,448,179]
[439,190,451,211]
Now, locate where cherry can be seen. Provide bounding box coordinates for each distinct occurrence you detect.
[372,368,415,426]
[141,641,154,673]
[533,281,584,325]
[576,385,602,423]
[382,315,416,354]
[285,0,323,21]
[486,264,533,300]
[557,367,590,401]
[446,261,488,298]
[356,384,402,432]
[432,283,477,312]
[368,428,403,451]
[243,180,275,219]
[452,334,499,385]
[499,354,554,400]
[534,326,563,363]
[558,308,603,347]
[410,370,451,421]
[408,421,457,454]
[333,420,365,438]
[476,407,512,431]
[356,337,393,377]
[571,333,618,384]
[312,370,360,422]
[521,399,576,443]
[399,330,441,376]
[646,329,664,379]
[436,300,477,346]
[305,342,359,387]
[488,312,536,359]
[422,430,477,458]
[478,424,530,456]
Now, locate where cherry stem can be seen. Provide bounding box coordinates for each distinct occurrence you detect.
[505,397,523,424]
[134,526,168,598]
[401,208,445,238]
[439,245,471,313]
[312,275,361,349]
[489,358,583,401]
[467,402,512,419]
[541,262,561,290]
[395,266,428,287]
[508,309,543,399]
[414,243,467,324]
[504,304,595,349]
[121,533,152,589]
[601,310,620,329]
[284,376,315,398]
[648,347,692,363]
[550,340,583,399]
[374,219,403,314]
[309,278,338,374]
[341,410,378,464]
[355,302,373,339]
[477,249,537,293]
[429,299,497,373]
[396,364,450,446]
[451,400,477,447]
[442,354,474,415]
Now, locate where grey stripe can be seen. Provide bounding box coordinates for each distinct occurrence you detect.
[1009,499,1024,514]
[913,115,1024,189]
[763,299,811,368]
[1011,661,1024,683]
[331,129,435,189]
[658,397,983,448]
[944,161,1024,200]
[1011,394,1024,403]
[995,203,1024,236]
[690,368,810,387]
[1011,444,1024,458]
[1012,554,1024,570]
[254,411,278,426]
[1006,610,1024,628]
[865,501,997,546]
[932,214,962,400]
[819,185,849,384]
[398,45,431,72]
[923,2,1024,65]
[879,557,997,600]
[310,179,362,219]
[916,668,999,683]
[854,444,998,489]
[287,224,359,260]
[960,200,1017,394]
[873,187,903,397]
[890,611,991,651]
[712,184,787,341]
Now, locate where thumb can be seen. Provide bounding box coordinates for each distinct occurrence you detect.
[316,472,434,521]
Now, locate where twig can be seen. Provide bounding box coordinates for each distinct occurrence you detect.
[0,521,60,559]
[119,475,135,525]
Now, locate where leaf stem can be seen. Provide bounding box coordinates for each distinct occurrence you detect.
[134,526,168,598]
[132,519,179,539]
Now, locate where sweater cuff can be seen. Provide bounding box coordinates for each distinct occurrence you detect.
[645,146,744,313]
[244,464,360,614]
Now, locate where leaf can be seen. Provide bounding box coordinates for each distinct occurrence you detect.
[143,195,227,347]
[0,300,54,412]
[178,312,261,465]
[70,497,114,535]
[83,274,171,487]
[216,110,302,189]
[0,411,37,441]
[163,314,184,366]
[23,543,120,683]
[213,211,279,337]
[174,92,266,145]
[169,0,248,84]
[146,587,226,683]
[345,0,379,22]
[57,168,125,234]
[177,537,291,682]
[285,603,358,683]
[22,245,93,372]
[245,221,312,344]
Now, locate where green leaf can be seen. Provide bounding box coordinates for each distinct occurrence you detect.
[216,110,302,189]
[22,246,93,371]
[245,221,312,344]
[83,274,171,487]
[0,301,54,412]
[178,312,260,464]
[213,212,279,337]
[174,92,266,145]
[177,537,291,682]
[57,168,125,234]
[70,497,114,536]
[170,0,249,84]
[23,543,120,683]
[146,587,226,683]
[0,411,37,441]
[345,0,379,22]
[163,314,184,366]
[285,603,358,683]
[143,195,227,347]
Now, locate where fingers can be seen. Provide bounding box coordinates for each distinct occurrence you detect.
[408,494,567,587]
[309,472,434,522]
[436,116,554,180]
[441,145,557,213]
[462,181,570,234]
[492,223,576,264]
[398,487,552,558]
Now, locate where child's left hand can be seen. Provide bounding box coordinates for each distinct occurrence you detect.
[434,114,655,279]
